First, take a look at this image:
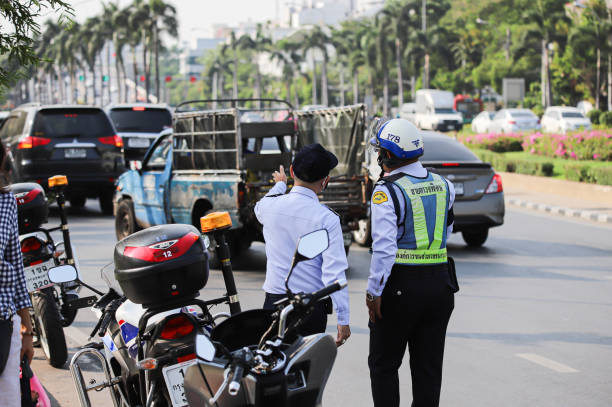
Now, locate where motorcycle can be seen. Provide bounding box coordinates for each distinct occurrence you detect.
[184,228,346,407]
[59,211,242,407]
[12,175,99,368]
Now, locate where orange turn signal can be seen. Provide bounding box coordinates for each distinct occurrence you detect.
[200,211,232,233]
[48,175,68,188]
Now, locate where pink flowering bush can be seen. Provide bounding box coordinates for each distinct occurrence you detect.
[460,130,612,161]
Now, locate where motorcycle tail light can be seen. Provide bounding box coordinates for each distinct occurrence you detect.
[159,314,194,340]
[21,237,42,253]
[137,358,158,370]
[485,173,503,194]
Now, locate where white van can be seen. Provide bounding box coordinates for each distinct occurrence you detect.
[399,103,417,124]
[415,89,463,132]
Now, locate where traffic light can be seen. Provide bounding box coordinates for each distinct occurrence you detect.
[78,75,84,81]
[140,75,146,82]
[102,75,109,82]
[165,75,172,83]
[189,76,197,83]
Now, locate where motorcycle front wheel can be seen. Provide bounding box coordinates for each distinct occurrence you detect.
[32,287,68,368]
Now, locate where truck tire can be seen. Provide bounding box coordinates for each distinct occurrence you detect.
[32,288,68,368]
[115,199,138,240]
[462,228,489,247]
[353,218,372,247]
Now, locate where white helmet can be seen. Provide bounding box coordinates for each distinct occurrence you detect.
[369,118,423,159]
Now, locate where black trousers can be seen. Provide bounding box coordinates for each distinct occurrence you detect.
[263,293,328,337]
[368,265,455,407]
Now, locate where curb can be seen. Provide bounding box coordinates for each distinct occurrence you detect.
[507,198,612,224]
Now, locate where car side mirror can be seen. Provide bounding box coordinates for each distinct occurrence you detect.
[48,265,78,284]
[196,333,216,362]
[129,160,142,171]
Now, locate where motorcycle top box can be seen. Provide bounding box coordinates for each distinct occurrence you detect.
[114,224,209,307]
[10,182,49,234]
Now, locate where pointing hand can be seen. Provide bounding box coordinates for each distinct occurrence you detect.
[273,165,288,184]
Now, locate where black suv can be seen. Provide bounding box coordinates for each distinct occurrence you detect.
[0,104,124,213]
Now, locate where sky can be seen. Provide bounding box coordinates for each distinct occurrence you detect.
[39,0,279,42]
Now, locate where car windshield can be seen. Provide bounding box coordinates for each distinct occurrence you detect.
[110,108,172,133]
[244,136,290,154]
[510,111,536,118]
[561,112,584,118]
[421,137,480,162]
[435,108,456,114]
[32,108,113,138]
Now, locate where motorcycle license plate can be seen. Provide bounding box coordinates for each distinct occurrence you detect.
[24,259,56,292]
[162,359,197,407]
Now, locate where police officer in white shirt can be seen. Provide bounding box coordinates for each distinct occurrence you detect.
[366,119,458,407]
[255,143,351,346]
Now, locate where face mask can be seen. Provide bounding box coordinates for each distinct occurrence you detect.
[377,153,385,171]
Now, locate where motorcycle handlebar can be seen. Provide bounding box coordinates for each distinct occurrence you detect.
[228,364,244,396]
[310,281,347,303]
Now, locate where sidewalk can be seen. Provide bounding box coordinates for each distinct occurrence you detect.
[500,172,612,224]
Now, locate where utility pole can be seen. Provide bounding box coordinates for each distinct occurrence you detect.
[422,0,429,89]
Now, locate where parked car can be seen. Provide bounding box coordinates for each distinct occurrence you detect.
[399,103,417,123]
[576,100,594,117]
[359,131,505,247]
[0,103,124,213]
[415,89,463,132]
[488,108,540,133]
[541,106,592,133]
[106,103,172,162]
[471,111,496,133]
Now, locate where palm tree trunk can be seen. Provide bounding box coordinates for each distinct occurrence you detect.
[352,69,358,104]
[132,46,138,102]
[70,65,76,104]
[411,75,416,101]
[293,74,300,108]
[595,46,601,110]
[311,53,318,105]
[233,51,238,99]
[58,68,66,103]
[255,64,262,108]
[218,73,225,99]
[212,71,218,107]
[143,30,150,102]
[321,57,328,106]
[285,78,291,103]
[107,42,112,103]
[608,47,611,111]
[383,70,389,117]
[395,38,403,107]
[121,61,129,103]
[115,56,122,104]
[154,22,160,102]
[339,68,345,106]
[541,39,547,107]
[423,53,430,89]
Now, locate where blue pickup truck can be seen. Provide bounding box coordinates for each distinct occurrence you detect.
[113,100,367,255]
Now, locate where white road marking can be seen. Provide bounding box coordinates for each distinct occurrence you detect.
[515,353,579,373]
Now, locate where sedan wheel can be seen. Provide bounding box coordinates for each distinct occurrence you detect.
[462,229,489,247]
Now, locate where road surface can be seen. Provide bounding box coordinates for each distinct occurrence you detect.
[33,201,612,406]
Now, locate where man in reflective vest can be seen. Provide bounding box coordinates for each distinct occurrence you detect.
[366,119,457,407]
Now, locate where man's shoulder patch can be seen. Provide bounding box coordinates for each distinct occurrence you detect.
[372,190,388,205]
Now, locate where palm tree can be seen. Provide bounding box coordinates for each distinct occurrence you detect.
[236,23,272,106]
[130,0,152,101]
[36,20,62,103]
[303,26,331,106]
[111,6,131,103]
[226,31,240,99]
[522,0,570,107]
[148,0,178,101]
[375,11,394,116]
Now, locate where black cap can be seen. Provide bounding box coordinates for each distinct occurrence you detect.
[292,143,338,182]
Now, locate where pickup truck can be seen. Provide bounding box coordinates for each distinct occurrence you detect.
[113,100,368,256]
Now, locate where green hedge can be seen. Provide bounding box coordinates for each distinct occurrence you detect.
[563,163,592,182]
[589,166,612,186]
[600,111,612,128]
[475,150,554,177]
[588,109,602,125]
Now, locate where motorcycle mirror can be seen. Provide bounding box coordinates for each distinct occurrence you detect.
[196,333,216,362]
[285,229,330,294]
[47,265,78,284]
[297,229,329,259]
